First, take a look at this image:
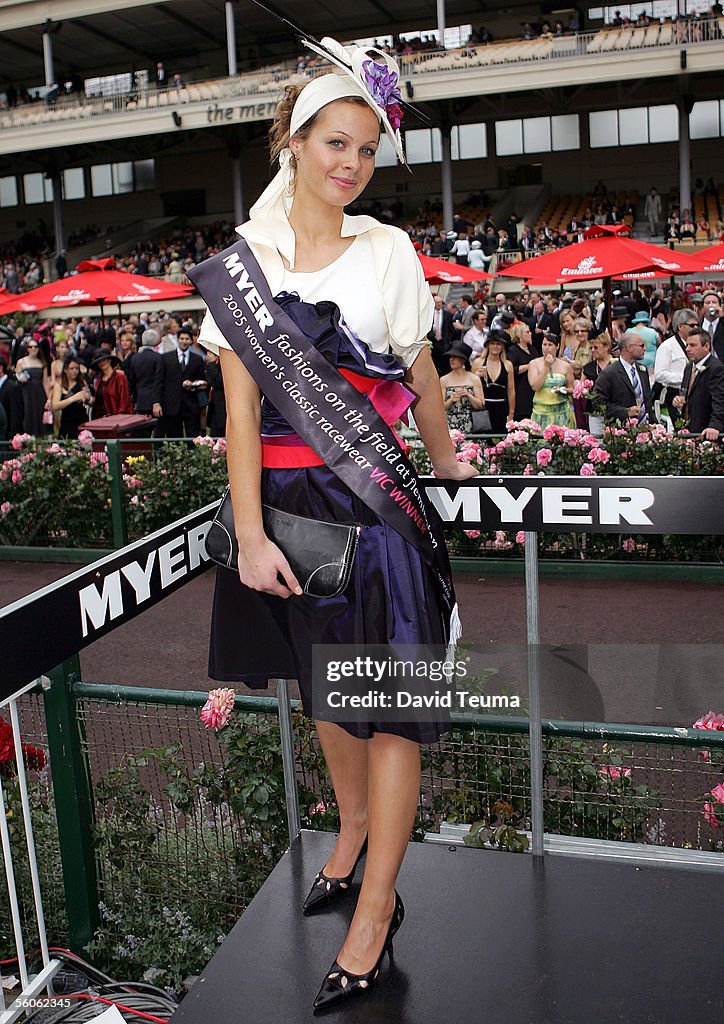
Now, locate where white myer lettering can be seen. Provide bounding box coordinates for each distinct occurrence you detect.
[222,252,273,332]
[158,536,187,588]
[481,486,537,522]
[79,574,123,638]
[598,488,654,526]
[541,487,593,524]
[426,486,481,521]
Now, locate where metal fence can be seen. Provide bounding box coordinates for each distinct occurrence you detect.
[1,19,722,132]
[3,678,723,995]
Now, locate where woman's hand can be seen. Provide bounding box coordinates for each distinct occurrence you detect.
[544,353,555,366]
[237,535,303,598]
[432,460,479,481]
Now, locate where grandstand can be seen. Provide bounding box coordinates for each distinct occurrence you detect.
[0,0,722,266]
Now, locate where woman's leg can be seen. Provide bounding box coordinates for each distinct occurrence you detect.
[315,721,368,876]
[335,732,420,973]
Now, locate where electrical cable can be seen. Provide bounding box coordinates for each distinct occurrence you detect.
[20,948,179,1023]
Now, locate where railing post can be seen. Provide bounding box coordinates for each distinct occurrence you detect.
[42,656,100,951]
[525,533,545,856]
[106,439,128,548]
[275,679,301,842]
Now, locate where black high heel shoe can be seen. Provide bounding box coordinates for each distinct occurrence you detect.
[302,836,367,915]
[312,891,404,1012]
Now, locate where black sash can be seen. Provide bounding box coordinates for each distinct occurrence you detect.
[188,239,456,638]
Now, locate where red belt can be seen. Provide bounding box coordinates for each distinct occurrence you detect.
[261,369,412,469]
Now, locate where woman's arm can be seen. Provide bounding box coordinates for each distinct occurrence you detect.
[468,374,485,410]
[505,360,516,417]
[527,357,547,392]
[406,347,477,480]
[219,348,301,597]
[51,381,86,411]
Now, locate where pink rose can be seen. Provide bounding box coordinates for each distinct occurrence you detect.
[588,447,610,464]
[0,501,11,515]
[711,782,724,804]
[622,538,636,553]
[579,463,596,476]
[523,463,534,476]
[536,447,553,467]
[542,424,563,441]
[464,530,481,540]
[515,531,525,544]
[200,687,235,730]
[78,429,94,449]
[692,711,724,731]
[599,765,632,780]
[11,469,22,484]
[635,432,651,445]
[448,429,465,445]
[703,802,720,829]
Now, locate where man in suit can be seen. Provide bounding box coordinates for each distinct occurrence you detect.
[672,328,724,441]
[427,293,455,376]
[152,325,206,437]
[0,357,21,443]
[127,328,160,415]
[592,332,657,424]
[700,291,724,362]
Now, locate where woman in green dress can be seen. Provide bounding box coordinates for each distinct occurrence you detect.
[528,333,575,429]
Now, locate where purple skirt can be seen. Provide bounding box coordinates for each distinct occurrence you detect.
[209,465,450,742]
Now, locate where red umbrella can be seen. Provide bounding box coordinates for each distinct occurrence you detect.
[0,257,193,315]
[497,235,695,284]
[419,254,491,284]
[682,243,724,275]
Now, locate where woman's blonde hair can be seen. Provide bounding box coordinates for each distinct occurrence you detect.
[508,322,529,345]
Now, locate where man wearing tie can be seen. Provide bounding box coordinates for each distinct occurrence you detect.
[427,293,454,376]
[152,325,206,437]
[672,327,724,441]
[700,292,723,362]
[592,332,657,424]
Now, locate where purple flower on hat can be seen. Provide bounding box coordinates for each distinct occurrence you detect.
[362,59,403,131]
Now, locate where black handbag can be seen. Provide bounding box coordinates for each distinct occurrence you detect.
[205,487,360,598]
[471,409,492,433]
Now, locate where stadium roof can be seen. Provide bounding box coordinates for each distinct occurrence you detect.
[1,0,504,86]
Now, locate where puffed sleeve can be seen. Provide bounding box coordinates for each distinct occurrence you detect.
[197,309,232,356]
[379,226,434,367]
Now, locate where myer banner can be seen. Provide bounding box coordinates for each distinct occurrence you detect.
[2,476,722,701]
[426,476,723,535]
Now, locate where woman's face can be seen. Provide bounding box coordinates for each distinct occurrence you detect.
[291,100,380,209]
[591,341,610,359]
[542,337,558,357]
[66,360,80,378]
[448,355,465,371]
[26,341,40,357]
[56,340,69,359]
[519,325,531,342]
[486,339,504,356]
[560,313,574,333]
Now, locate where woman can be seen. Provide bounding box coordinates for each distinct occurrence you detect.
[50,336,71,387]
[565,317,592,427]
[528,333,575,428]
[14,337,51,435]
[558,308,577,361]
[471,329,515,432]
[51,356,92,438]
[90,351,132,417]
[440,341,485,432]
[195,48,476,1011]
[582,331,614,384]
[506,321,537,420]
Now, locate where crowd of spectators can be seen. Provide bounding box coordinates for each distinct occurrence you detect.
[2,276,722,447]
[427,281,724,441]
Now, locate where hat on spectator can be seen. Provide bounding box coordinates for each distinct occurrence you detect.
[446,340,473,361]
[611,303,630,319]
[89,349,120,369]
[446,231,458,240]
[471,240,482,248]
[631,311,651,324]
[690,293,704,304]
[486,328,511,347]
[499,311,515,327]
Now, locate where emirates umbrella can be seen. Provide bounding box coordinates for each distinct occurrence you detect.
[0,258,193,322]
[682,243,724,275]
[419,254,491,285]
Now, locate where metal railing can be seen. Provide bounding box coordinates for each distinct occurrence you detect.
[1,475,723,1010]
[1,19,722,133]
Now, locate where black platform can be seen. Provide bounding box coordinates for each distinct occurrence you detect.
[171,830,723,1024]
